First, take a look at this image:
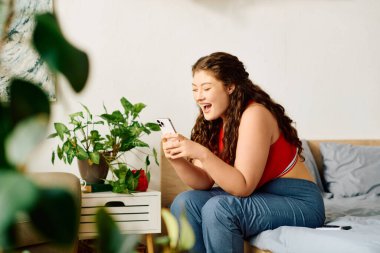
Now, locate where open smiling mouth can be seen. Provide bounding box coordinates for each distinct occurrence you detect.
[202,104,212,113]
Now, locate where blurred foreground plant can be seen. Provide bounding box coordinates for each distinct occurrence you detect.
[0,3,88,251]
[156,208,195,253]
[95,208,195,253]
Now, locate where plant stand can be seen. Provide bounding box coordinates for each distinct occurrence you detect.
[79,190,161,252]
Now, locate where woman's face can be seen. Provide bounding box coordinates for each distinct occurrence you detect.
[192,70,234,121]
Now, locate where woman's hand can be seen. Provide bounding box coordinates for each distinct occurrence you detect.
[161,133,207,161]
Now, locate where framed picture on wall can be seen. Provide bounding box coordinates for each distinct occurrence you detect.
[0,0,56,102]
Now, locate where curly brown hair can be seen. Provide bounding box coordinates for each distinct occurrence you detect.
[190,52,303,165]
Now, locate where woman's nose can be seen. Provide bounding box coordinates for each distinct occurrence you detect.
[195,90,204,101]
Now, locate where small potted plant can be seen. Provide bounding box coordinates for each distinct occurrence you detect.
[49,97,160,190]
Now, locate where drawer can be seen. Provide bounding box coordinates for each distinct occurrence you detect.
[82,195,154,208]
[81,206,150,215]
[79,191,161,236]
[80,213,149,223]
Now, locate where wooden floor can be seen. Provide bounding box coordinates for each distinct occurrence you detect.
[78,239,147,253]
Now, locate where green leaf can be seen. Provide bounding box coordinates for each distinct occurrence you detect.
[5,115,49,166]
[92,121,105,125]
[89,152,100,164]
[145,155,150,168]
[147,171,151,184]
[62,140,71,153]
[29,187,79,245]
[69,112,84,127]
[69,111,84,120]
[154,236,170,246]
[47,132,58,139]
[161,208,179,249]
[132,103,146,119]
[9,79,50,127]
[178,211,196,251]
[120,139,149,152]
[93,143,104,152]
[145,122,160,131]
[100,113,116,124]
[76,146,89,160]
[133,139,149,148]
[57,145,63,160]
[54,123,69,141]
[95,208,123,253]
[33,13,89,92]
[153,148,159,166]
[0,170,39,248]
[111,111,124,122]
[81,103,92,120]
[120,97,133,115]
[66,149,76,164]
[51,151,55,164]
[110,128,122,138]
[0,104,12,168]
[126,174,138,191]
[129,122,143,136]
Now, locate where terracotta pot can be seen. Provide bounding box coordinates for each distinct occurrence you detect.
[77,155,109,184]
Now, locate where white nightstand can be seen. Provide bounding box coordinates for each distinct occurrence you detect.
[79,190,161,240]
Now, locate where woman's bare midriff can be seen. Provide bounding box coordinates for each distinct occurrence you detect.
[280,157,315,183]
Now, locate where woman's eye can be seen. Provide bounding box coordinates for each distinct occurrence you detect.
[204,88,211,91]
[192,89,198,92]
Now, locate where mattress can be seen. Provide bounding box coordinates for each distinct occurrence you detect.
[250,193,380,253]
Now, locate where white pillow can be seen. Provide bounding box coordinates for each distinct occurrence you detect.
[321,142,380,197]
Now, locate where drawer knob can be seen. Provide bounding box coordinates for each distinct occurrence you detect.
[105,201,125,207]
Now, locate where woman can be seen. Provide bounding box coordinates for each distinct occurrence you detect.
[162,52,325,253]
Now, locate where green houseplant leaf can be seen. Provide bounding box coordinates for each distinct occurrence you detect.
[0,104,12,168]
[0,4,93,252]
[178,211,196,251]
[96,208,139,253]
[5,115,49,166]
[0,170,39,248]
[29,187,79,244]
[33,13,89,92]
[161,208,179,249]
[49,97,160,192]
[9,79,50,127]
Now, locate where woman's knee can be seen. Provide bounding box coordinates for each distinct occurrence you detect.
[170,190,208,219]
[201,196,240,227]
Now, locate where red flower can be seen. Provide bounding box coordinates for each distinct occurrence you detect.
[136,170,148,192]
[131,169,148,192]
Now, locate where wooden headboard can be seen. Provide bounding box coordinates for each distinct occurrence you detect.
[161,140,380,208]
[160,150,191,208]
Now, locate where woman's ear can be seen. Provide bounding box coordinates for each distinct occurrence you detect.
[227,84,235,94]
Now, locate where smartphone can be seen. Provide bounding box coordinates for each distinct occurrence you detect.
[316,225,352,230]
[156,118,177,134]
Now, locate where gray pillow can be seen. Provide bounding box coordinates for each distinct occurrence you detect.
[301,140,325,192]
[320,142,380,197]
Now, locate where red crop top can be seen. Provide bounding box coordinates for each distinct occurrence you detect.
[219,127,298,188]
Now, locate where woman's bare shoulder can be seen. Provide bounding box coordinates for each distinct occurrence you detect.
[241,102,276,123]
[240,102,279,142]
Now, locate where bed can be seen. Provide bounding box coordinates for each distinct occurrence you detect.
[161,140,380,253]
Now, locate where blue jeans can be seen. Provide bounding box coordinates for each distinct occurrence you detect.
[170,178,325,253]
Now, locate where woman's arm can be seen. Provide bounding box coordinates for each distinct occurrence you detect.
[162,139,215,190]
[166,104,276,197]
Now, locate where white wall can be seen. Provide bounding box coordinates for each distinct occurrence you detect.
[30,0,380,191]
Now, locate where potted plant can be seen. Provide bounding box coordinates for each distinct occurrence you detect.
[49,96,160,188]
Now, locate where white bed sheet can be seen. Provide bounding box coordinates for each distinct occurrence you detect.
[250,193,380,253]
